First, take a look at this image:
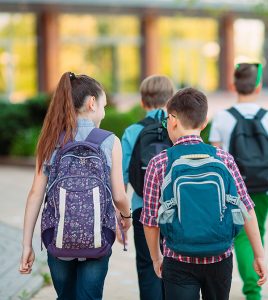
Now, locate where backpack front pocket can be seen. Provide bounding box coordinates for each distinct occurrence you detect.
[176,180,223,243]
[168,172,233,254]
[53,176,107,251]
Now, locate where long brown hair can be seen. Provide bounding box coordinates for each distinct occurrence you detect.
[36,72,103,172]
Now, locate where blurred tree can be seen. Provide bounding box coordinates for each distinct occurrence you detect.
[0,13,36,101]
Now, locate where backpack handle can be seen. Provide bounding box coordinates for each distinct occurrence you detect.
[57,128,112,156]
[85,128,113,147]
[181,154,210,159]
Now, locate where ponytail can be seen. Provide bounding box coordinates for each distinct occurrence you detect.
[36,72,77,172]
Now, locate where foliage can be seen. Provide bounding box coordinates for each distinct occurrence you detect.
[0,102,30,155]
[0,94,49,155]
[200,121,211,144]
[41,272,52,286]
[18,289,31,300]
[101,105,145,138]
[9,127,40,156]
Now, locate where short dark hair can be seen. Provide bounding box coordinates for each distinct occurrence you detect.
[167,87,208,129]
[140,75,175,108]
[234,63,259,95]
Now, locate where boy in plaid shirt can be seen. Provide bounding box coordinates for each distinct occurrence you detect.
[140,87,266,300]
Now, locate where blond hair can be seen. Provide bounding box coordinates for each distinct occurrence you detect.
[140,75,175,108]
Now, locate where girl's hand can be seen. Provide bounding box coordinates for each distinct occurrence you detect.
[19,246,35,274]
[121,217,132,232]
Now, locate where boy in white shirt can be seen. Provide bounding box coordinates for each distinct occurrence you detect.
[209,63,268,300]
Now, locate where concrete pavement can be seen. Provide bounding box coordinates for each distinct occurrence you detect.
[0,166,46,300]
[1,149,268,298]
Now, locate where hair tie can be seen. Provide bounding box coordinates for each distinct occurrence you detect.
[69,72,76,81]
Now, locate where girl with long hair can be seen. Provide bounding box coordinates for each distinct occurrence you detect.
[19,72,131,300]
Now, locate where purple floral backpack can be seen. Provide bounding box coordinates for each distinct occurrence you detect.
[41,128,116,258]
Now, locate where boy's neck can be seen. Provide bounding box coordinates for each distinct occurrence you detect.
[237,93,258,104]
[172,129,201,143]
[144,106,165,112]
[141,102,166,112]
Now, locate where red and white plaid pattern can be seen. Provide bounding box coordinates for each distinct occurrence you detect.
[140,135,254,264]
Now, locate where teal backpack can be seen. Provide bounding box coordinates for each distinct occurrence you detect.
[158,143,249,257]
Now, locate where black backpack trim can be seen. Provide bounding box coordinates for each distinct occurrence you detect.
[129,110,172,197]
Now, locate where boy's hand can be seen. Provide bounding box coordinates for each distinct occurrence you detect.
[19,246,35,274]
[253,257,267,285]
[153,255,163,278]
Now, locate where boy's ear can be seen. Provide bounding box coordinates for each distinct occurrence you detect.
[229,82,236,92]
[170,114,179,129]
[141,100,150,110]
[200,117,209,131]
[255,83,262,94]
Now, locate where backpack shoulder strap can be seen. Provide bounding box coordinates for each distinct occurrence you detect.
[227,107,244,120]
[155,109,165,121]
[85,128,113,146]
[255,108,267,120]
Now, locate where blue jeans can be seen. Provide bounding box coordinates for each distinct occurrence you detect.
[162,255,233,300]
[47,252,111,300]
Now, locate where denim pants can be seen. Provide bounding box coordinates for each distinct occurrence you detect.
[162,255,233,300]
[47,252,111,300]
[133,208,164,300]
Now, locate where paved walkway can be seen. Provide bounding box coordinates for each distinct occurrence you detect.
[0,166,46,300]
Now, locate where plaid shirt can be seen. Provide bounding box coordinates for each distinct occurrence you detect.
[140,135,254,264]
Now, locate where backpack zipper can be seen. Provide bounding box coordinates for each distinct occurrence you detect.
[59,154,102,162]
[163,157,229,191]
[174,173,226,211]
[47,154,103,195]
[48,175,106,194]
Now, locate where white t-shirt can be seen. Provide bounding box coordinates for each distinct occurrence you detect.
[209,102,268,151]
